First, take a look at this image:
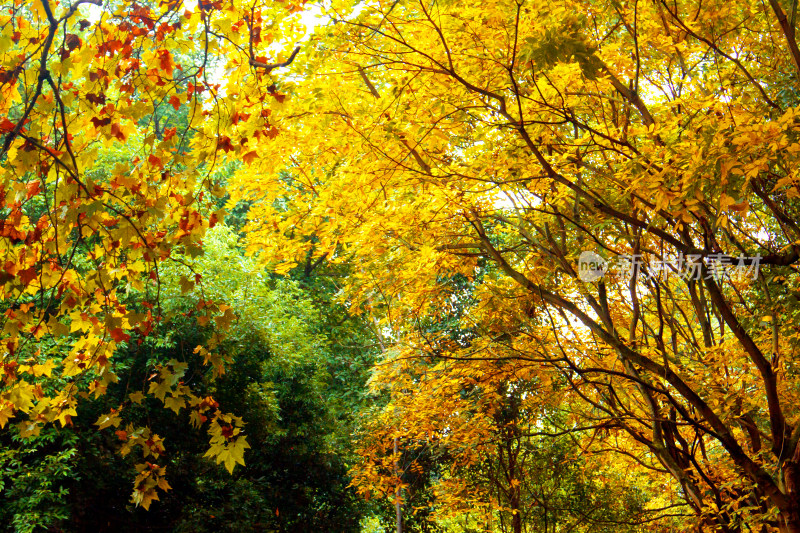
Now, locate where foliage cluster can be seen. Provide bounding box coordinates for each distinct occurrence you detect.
[4,0,800,532]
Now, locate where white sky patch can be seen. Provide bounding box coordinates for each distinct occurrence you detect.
[81,1,102,22]
[299,3,324,36]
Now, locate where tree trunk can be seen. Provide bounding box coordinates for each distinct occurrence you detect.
[780,441,800,533]
[510,486,522,533]
[512,508,522,533]
[395,436,402,533]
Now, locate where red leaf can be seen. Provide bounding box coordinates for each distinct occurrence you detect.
[91,116,111,128]
[157,49,174,72]
[18,267,37,285]
[0,117,15,133]
[89,69,109,82]
[230,111,250,125]
[86,92,106,105]
[3,261,17,276]
[110,327,131,343]
[65,33,81,51]
[148,154,163,168]
[168,95,181,110]
[216,136,233,152]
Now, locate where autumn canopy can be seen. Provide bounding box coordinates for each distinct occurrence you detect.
[2,0,800,531]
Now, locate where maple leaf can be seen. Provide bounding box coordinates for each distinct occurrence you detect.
[31,360,55,377]
[178,275,194,294]
[65,33,81,51]
[90,117,112,128]
[148,379,173,402]
[129,391,145,404]
[132,485,159,510]
[95,410,122,430]
[0,403,14,429]
[110,123,126,141]
[216,135,234,152]
[110,327,131,343]
[86,92,106,105]
[17,267,37,285]
[242,150,258,165]
[164,393,186,414]
[0,117,15,133]
[204,434,251,474]
[25,180,41,199]
[157,49,174,72]
[163,126,177,141]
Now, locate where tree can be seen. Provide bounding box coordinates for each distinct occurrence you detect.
[351,282,671,533]
[6,0,800,530]
[1,225,373,531]
[0,0,307,507]
[234,0,800,531]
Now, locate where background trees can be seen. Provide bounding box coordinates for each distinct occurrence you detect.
[0,0,311,509]
[234,0,800,531]
[4,0,800,531]
[1,224,379,531]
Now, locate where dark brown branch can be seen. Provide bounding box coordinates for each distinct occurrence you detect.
[469,221,793,514]
[249,45,300,72]
[703,275,790,458]
[602,67,655,126]
[358,66,381,98]
[768,0,800,78]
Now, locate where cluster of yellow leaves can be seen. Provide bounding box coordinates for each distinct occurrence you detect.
[231,0,800,529]
[204,412,251,474]
[131,462,171,511]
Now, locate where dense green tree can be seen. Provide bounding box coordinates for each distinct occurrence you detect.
[1,226,376,532]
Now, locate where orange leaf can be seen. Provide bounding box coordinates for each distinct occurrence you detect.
[242,151,258,165]
[110,123,126,141]
[163,127,177,141]
[26,180,41,199]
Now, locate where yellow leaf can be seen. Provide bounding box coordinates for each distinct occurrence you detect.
[31,360,56,377]
[0,403,14,429]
